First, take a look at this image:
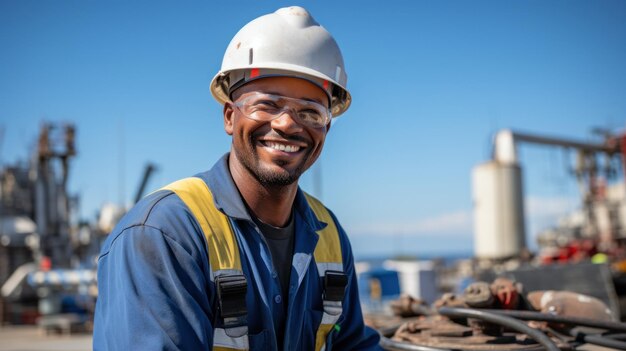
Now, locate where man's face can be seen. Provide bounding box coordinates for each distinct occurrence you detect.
[224,76,330,187]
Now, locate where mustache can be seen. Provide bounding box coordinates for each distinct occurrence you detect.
[252,130,310,145]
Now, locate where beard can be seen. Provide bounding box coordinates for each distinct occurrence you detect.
[234,132,311,187]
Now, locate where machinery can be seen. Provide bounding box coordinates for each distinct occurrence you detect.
[468,128,626,315]
[0,123,99,330]
[473,129,626,261]
[0,123,157,332]
[375,278,626,351]
[368,129,626,349]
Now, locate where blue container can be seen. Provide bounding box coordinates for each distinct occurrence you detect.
[358,269,401,310]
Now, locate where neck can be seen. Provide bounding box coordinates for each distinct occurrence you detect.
[228,152,298,227]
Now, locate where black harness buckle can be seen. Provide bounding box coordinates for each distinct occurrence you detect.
[216,274,248,319]
[323,270,348,302]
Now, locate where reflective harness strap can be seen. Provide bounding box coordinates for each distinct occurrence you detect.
[163,179,345,351]
[163,177,249,351]
[305,193,347,351]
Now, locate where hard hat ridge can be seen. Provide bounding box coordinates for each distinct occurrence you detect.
[210,6,352,117]
[274,6,318,28]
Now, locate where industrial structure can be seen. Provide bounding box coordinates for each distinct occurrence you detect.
[367,128,626,350]
[0,123,96,330]
[0,123,156,332]
[473,129,626,261]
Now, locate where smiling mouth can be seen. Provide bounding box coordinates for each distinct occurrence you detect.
[260,141,303,153]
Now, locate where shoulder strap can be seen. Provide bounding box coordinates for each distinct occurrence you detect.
[164,177,241,274]
[162,177,249,351]
[306,193,343,267]
[304,193,347,351]
[162,182,345,351]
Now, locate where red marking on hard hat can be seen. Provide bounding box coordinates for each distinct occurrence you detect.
[250,68,260,78]
[323,80,329,90]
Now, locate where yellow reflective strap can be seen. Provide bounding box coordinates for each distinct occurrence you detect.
[163,184,341,350]
[305,193,342,265]
[315,323,334,351]
[305,193,344,351]
[163,177,241,272]
[163,178,248,350]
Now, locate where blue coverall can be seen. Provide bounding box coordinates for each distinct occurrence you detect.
[93,153,381,350]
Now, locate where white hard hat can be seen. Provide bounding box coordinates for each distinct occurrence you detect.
[210,6,351,117]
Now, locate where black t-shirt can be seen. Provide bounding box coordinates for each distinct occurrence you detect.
[253,214,295,301]
[252,214,294,349]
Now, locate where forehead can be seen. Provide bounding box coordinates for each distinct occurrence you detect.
[231,76,329,106]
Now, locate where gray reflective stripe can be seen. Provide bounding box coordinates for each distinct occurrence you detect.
[213,328,249,349]
[317,312,340,351]
[211,269,245,282]
[321,310,341,325]
[320,300,341,351]
[323,300,342,316]
[223,324,247,338]
[316,262,343,277]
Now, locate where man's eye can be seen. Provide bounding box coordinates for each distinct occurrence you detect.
[254,100,279,108]
[299,109,322,120]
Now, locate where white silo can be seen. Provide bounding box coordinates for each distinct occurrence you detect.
[473,130,526,259]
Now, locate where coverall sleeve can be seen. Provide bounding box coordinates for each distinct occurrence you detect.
[93,225,214,350]
[329,216,382,350]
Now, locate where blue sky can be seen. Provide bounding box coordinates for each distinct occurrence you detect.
[1,1,625,259]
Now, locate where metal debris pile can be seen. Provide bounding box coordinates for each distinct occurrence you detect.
[379,278,626,351]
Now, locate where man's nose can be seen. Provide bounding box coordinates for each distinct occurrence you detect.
[271,108,304,134]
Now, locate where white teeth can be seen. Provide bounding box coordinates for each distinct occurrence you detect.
[266,142,300,153]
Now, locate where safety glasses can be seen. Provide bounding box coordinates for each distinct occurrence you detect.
[232,93,331,129]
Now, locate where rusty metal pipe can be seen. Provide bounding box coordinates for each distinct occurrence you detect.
[493,129,616,165]
[511,131,613,154]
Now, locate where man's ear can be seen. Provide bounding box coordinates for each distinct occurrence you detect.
[224,103,234,136]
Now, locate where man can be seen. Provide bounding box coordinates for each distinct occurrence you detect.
[94,6,381,350]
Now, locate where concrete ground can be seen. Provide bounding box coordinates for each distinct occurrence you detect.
[0,326,92,351]
[0,325,619,350]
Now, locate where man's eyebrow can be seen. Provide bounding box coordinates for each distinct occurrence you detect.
[301,97,325,105]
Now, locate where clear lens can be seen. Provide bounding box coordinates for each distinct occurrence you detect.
[234,93,331,128]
